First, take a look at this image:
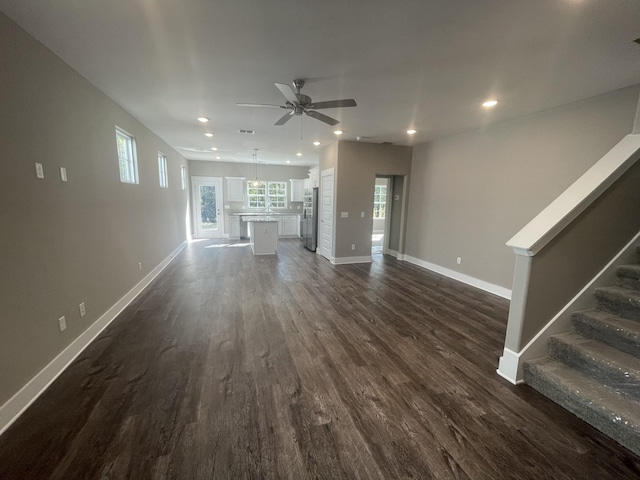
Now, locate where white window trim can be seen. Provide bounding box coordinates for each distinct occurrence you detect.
[115,127,139,184]
[246,181,287,209]
[158,152,168,188]
[181,166,187,190]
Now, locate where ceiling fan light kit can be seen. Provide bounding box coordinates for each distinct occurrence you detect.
[237,79,357,127]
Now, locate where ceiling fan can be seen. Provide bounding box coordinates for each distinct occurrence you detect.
[237,79,357,126]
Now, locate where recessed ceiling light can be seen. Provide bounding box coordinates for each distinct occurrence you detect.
[482,99,498,108]
[197,117,209,123]
[215,156,221,160]
[286,160,291,164]
[407,129,417,135]
[334,130,343,135]
[296,152,302,157]
[313,141,320,146]
[204,132,213,137]
[211,147,218,151]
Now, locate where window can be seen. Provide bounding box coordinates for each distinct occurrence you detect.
[267,181,286,208]
[247,183,266,208]
[181,166,187,190]
[246,181,287,209]
[115,127,138,184]
[158,152,168,188]
[373,185,387,219]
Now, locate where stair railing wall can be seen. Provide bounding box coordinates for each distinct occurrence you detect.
[498,134,640,384]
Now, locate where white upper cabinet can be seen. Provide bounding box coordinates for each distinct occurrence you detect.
[308,167,319,188]
[226,177,245,202]
[290,179,305,202]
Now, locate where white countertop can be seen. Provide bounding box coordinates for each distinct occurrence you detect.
[241,216,279,222]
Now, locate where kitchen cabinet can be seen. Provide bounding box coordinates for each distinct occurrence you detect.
[247,219,278,255]
[278,215,299,237]
[308,167,319,188]
[229,215,240,239]
[226,177,245,202]
[290,179,305,202]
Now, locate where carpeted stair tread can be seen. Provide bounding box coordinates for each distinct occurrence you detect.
[523,357,640,456]
[594,286,640,320]
[572,309,640,358]
[617,264,640,290]
[549,332,640,399]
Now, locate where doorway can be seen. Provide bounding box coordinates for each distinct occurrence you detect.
[372,177,391,255]
[192,176,224,238]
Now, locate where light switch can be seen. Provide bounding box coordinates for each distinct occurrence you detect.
[341,212,348,218]
[360,212,365,218]
[35,163,44,179]
[60,167,67,182]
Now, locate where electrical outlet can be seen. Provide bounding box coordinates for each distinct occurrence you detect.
[79,302,86,317]
[457,257,462,265]
[138,262,142,271]
[35,162,44,179]
[351,244,356,250]
[361,212,365,218]
[58,316,66,332]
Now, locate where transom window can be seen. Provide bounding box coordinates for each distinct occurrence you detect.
[373,185,387,219]
[181,166,187,190]
[158,152,168,188]
[115,127,138,184]
[247,181,287,209]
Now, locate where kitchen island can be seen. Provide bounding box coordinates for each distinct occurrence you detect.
[244,216,278,255]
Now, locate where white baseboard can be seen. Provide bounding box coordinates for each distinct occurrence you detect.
[387,249,399,258]
[0,241,187,437]
[332,255,373,265]
[497,348,524,385]
[403,255,512,299]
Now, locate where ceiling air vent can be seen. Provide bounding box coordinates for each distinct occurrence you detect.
[238,129,255,134]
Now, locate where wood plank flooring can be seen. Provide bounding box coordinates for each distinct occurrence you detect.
[1,239,639,479]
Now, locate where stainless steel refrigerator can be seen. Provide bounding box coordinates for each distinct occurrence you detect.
[302,187,318,251]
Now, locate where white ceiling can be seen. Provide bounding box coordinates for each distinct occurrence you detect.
[2,1,640,166]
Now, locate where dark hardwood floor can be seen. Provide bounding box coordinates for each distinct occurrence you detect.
[1,239,639,479]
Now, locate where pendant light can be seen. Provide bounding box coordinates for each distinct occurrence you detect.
[251,148,262,187]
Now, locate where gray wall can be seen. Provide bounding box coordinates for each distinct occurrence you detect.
[0,14,189,406]
[406,85,640,289]
[326,141,412,259]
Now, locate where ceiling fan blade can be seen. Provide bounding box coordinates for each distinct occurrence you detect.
[308,99,357,109]
[305,110,340,126]
[236,103,286,109]
[275,82,299,104]
[274,111,295,126]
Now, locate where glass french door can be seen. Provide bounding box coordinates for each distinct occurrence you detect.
[192,177,224,238]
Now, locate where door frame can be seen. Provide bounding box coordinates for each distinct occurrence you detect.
[191,176,224,238]
[319,167,335,262]
[373,176,393,255]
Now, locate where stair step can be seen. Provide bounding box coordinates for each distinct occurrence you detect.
[549,332,640,400]
[594,286,640,321]
[617,264,640,291]
[523,357,640,457]
[572,309,640,359]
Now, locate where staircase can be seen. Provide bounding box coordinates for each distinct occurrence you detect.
[523,247,640,457]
